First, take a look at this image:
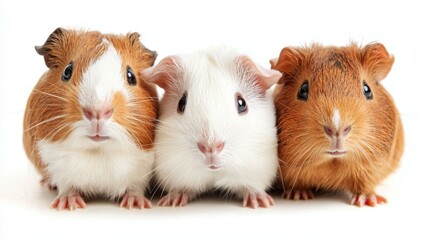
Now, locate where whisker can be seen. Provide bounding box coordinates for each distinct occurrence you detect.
[24,115,67,132]
[33,88,70,103]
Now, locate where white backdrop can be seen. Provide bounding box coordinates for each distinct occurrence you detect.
[1,0,427,239]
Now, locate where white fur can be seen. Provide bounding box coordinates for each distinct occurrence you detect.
[332,108,341,129]
[38,138,154,198]
[154,47,278,199]
[38,43,153,198]
[79,44,130,108]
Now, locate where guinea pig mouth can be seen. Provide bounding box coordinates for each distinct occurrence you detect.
[87,135,110,142]
[203,155,223,171]
[206,158,222,170]
[326,150,347,156]
[208,165,221,170]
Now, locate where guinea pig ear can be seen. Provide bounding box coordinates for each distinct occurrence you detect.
[35,27,68,69]
[269,58,278,69]
[362,43,394,82]
[140,56,182,90]
[271,47,302,84]
[128,32,158,66]
[128,32,141,45]
[237,56,282,92]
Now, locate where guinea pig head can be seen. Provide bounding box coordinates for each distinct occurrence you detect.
[143,49,280,171]
[31,28,157,150]
[272,43,395,165]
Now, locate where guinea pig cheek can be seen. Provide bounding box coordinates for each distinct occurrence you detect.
[111,92,127,124]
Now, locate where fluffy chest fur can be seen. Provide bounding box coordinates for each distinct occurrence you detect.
[38,137,154,198]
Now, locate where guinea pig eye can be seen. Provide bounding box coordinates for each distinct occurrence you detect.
[363,81,373,100]
[236,94,247,114]
[177,92,187,114]
[297,80,309,101]
[126,66,137,85]
[61,61,73,82]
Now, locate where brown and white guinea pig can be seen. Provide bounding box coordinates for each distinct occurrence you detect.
[270,42,404,207]
[23,28,158,210]
[141,46,281,208]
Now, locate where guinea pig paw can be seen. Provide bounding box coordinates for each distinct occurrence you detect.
[351,194,387,207]
[51,193,86,211]
[120,193,152,210]
[242,192,275,209]
[282,190,314,200]
[157,192,190,207]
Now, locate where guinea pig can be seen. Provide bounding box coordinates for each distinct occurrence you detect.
[270,42,404,207]
[141,46,281,208]
[23,28,158,210]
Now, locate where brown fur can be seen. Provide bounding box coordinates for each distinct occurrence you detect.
[23,28,158,177]
[272,43,404,197]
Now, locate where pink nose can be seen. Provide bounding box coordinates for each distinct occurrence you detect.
[83,107,113,120]
[198,141,225,154]
[324,125,351,138]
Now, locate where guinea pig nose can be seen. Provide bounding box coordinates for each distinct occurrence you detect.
[198,141,225,154]
[342,125,352,136]
[214,141,225,153]
[83,108,95,120]
[324,126,334,138]
[83,107,113,120]
[324,125,352,138]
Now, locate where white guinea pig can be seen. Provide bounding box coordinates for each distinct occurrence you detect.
[23,28,158,210]
[142,46,281,208]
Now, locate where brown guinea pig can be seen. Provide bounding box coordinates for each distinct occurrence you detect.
[271,42,404,207]
[23,28,158,210]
